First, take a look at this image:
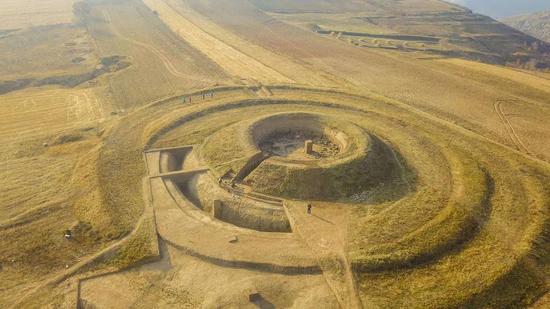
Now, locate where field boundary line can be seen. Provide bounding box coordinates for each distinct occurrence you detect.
[143,0,292,84]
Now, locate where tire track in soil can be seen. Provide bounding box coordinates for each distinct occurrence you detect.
[102,11,214,86]
[494,99,530,154]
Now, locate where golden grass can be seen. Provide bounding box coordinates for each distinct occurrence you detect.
[0,0,74,30]
[83,0,227,109]
[143,0,291,84]
[103,217,159,269]
[0,25,96,80]
[439,58,550,94]
[0,87,107,142]
[0,46,110,306]
[0,135,103,306]
[144,0,339,86]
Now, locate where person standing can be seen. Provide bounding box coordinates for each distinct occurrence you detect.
[307,203,312,214]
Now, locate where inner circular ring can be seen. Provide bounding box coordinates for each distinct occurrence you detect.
[249,112,352,163]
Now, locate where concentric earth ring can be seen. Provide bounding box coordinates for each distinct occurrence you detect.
[107,86,550,307]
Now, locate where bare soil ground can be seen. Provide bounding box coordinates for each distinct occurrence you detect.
[80,240,337,309]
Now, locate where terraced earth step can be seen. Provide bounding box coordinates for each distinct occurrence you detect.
[241,193,283,206]
[144,145,195,153]
[244,191,284,206]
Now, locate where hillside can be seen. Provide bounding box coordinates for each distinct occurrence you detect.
[252,0,550,70]
[503,10,550,43]
[446,0,550,18]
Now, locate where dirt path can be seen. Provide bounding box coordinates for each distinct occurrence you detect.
[494,100,530,154]
[284,201,363,309]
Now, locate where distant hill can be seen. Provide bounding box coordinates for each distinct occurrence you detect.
[445,0,550,18]
[503,11,550,43]
[252,0,550,70]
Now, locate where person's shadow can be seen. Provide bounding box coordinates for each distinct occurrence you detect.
[312,213,335,225]
[250,293,275,309]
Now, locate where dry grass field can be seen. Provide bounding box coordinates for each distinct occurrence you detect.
[0,0,75,30]
[0,25,96,81]
[0,87,107,143]
[81,0,228,109]
[0,88,108,305]
[1,0,549,308]
[143,0,291,84]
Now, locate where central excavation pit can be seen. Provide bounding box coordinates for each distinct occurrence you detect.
[259,130,340,159]
[250,113,350,162]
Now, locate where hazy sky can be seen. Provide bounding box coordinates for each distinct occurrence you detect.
[446,0,550,18]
